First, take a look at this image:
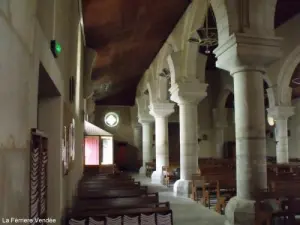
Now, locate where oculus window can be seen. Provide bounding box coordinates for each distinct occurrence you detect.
[104,112,119,127]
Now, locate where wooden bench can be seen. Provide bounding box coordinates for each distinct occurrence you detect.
[73,193,159,212]
[81,173,131,180]
[214,178,236,214]
[71,202,170,217]
[146,161,155,177]
[69,171,174,225]
[68,208,173,225]
[162,164,179,187]
[78,186,148,199]
[191,167,235,212]
[255,190,300,225]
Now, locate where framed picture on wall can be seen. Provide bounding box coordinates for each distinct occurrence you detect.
[62,126,69,175]
[69,119,75,162]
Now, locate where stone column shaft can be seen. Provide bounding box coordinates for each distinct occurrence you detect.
[133,125,142,160]
[154,117,169,172]
[140,122,153,173]
[149,102,174,183]
[233,69,267,199]
[275,119,289,163]
[215,128,225,158]
[268,106,294,164]
[170,81,208,196]
[179,103,198,180]
[214,32,282,225]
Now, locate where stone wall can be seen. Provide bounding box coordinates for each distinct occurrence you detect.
[95,106,135,145]
[288,98,300,158]
[0,0,84,221]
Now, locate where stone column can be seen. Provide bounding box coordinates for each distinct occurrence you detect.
[132,124,142,160]
[133,124,142,150]
[139,121,154,174]
[213,108,228,158]
[214,34,281,225]
[170,81,208,196]
[267,106,294,164]
[215,128,225,158]
[149,103,175,184]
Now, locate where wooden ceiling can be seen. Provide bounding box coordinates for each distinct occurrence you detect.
[83,0,190,105]
[83,0,300,105]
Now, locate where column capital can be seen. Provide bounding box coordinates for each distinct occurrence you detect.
[131,122,142,129]
[138,114,154,124]
[213,33,282,74]
[149,102,175,118]
[169,80,208,105]
[267,106,295,120]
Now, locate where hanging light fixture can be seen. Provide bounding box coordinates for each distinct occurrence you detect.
[188,0,218,54]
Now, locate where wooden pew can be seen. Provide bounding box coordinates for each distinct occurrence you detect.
[73,193,159,211]
[255,190,300,225]
[81,173,131,180]
[78,185,148,199]
[214,178,236,214]
[191,164,235,211]
[162,164,180,187]
[191,174,202,201]
[69,171,174,225]
[146,161,155,177]
[68,207,173,225]
[71,202,170,217]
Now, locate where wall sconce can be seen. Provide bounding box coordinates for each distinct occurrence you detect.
[267,116,275,126]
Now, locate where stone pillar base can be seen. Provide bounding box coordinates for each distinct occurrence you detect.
[139,166,146,175]
[224,197,255,225]
[173,179,191,197]
[151,170,163,184]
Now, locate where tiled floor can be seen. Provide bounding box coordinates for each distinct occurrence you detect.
[133,174,226,225]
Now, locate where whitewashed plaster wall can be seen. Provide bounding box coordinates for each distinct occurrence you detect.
[288,99,300,159]
[95,106,135,145]
[0,0,83,221]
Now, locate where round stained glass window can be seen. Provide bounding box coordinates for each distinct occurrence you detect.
[104,112,119,127]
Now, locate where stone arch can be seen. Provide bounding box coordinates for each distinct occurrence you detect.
[146,82,154,104]
[135,94,151,117]
[156,43,174,76]
[277,45,300,106]
[210,0,277,44]
[167,52,180,85]
[216,85,234,109]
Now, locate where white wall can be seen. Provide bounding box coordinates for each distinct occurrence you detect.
[289,98,300,159]
[0,0,84,221]
[38,97,64,221]
[95,106,135,145]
